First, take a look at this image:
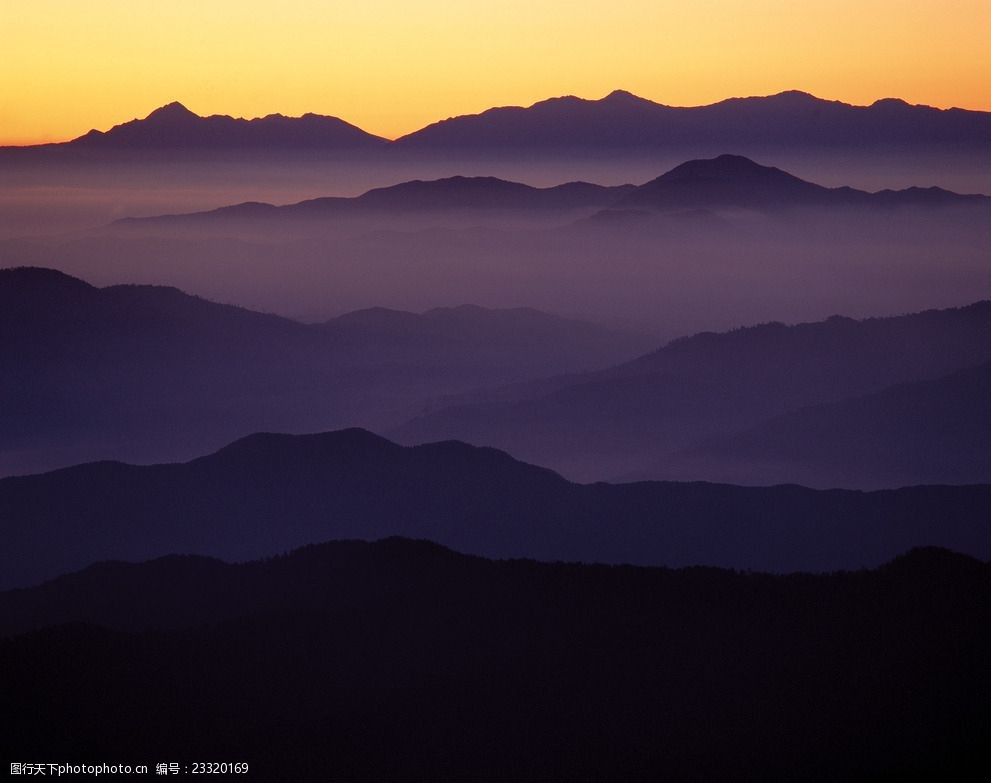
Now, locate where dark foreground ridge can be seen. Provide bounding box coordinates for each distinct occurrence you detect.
[2,539,989,780]
[3,428,991,588]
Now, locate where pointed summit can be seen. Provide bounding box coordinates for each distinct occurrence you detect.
[68,102,384,150]
[144,101,198,121]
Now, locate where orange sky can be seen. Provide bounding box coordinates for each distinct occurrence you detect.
[2,0,990,145]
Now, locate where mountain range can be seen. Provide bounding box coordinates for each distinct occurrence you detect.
[0,267,648,476]
[662,359,991,487]
[3,427,991,589]
[394,301,991,486]
[19,101,388,151]
[4,90,991,155]
[395,89,991,152]
[5,266,990,489]
[119,175,637,224]
[4,85,990,783]
[118,154,989,226]
[3,539,989,780]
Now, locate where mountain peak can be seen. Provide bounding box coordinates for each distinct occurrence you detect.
[871,97,912,109]
[144,102,197,121]
[601,89,644,103]
[658,154,774,181]
[618,154,831,211]
[68,101,383,150]
[766,90,821,104]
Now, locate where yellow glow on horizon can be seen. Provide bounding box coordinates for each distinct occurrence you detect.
[2,0,990,145]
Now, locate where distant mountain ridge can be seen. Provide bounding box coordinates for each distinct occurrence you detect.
[69,101,388,149]
[0,267,649,476]
[4,90,991,154]
[120,175,636,223]
[665,359,991,487]
[1,101,387,152]
[117,155,988,225]
[619,154,860,209]
[394,301,991,485]
[394,89,991,151]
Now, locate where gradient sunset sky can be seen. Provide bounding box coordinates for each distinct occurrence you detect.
[3,0,989,145]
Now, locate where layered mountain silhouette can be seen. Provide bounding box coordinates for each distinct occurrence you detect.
[666,359,991,487]
[394,302,991,485]
[2,539,989,780]
[613,154,987,210]
[64,101,387,150]
[617,154,836,210]
[0,267,648,476]
[8,268,989,489]
[5,90,991,159]
[3,427,991,588]
[120,176,636,224]
[117,155,988,227]
[4,87,990,783]
[396,89,991,152]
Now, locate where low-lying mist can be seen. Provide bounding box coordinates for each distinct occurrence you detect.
[3,201,988,337]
